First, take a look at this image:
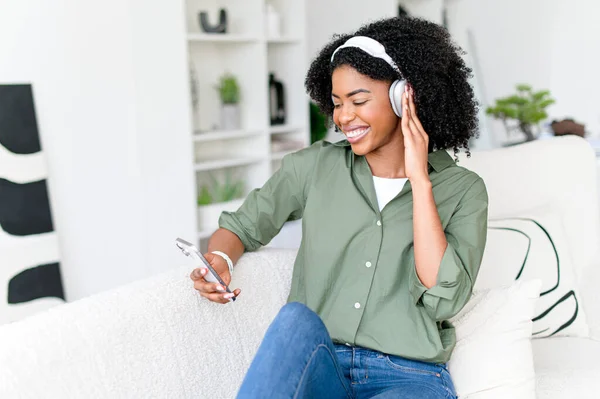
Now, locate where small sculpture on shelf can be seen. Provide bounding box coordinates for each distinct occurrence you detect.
[215,73,241,131]
[199,8,228,34]
[550,118,586,138]
[269,73,286,125]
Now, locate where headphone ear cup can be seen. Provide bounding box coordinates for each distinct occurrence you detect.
[389,80,406,118]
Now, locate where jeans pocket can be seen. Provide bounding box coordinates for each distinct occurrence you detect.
[383,355,441,377]
[439,367,457,398]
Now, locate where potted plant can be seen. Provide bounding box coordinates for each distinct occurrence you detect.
[197,172,245,231]
[486,84,555,144]
[310,102,328,144]
[215,73,241,130]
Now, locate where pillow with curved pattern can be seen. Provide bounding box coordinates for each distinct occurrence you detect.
[474,211,589,338]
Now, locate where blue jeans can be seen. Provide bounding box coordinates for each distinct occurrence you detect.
[237,302,457,399]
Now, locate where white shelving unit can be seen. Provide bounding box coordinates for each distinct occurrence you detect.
[192,129,263,142]
[187,33,260,43]
[184,0,309,250]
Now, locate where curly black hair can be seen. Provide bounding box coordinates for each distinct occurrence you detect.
[305,17,479,156]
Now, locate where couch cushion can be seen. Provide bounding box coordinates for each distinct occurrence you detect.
[533,337,600,399]
[448,280,541,399]
[0,248,298,399]
[475,211,590,338]
[456,136,600,281]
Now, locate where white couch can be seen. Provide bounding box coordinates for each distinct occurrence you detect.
[1,136,599,398]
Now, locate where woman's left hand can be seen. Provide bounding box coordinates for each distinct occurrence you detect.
[401,85,430,183]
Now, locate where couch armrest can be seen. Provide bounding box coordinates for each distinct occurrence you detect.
[0,248,297,399]
[579,259,600,341]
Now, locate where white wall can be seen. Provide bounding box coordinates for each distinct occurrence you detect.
[403,0,600,146]
[546,0,600,138]
[306,0,398,60]
[0,0,196,300]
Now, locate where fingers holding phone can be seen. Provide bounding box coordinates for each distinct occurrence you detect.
[189,253,241,304]
[176,237,240,304]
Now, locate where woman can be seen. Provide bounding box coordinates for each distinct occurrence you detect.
[190,17,488,399]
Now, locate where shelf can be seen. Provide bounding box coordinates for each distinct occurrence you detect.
[269,124,306,135]
[193,129,263,142]
[194,157,265,172]
[267,37,302,44]
[187,33,259,43]
[185,0,309,234]
[187,35,300,44]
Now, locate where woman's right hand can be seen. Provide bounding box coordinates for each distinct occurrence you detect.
[189,252,241,304]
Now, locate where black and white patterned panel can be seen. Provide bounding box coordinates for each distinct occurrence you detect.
[480,217,587,338]
[0,84,65,324]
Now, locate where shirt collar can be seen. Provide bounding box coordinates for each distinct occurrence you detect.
[333,139,456,173]
[427,148,456,173]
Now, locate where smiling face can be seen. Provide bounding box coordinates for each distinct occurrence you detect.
[331,65,402,157]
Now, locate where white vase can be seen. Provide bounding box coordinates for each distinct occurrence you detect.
[220,104,240,130]
[197,198,245,232]
[265,4,281,38]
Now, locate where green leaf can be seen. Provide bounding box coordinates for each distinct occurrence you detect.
[532,90,551,101]
[505,95,528,106]
[537,99,556,108]
[495,98,514,106]
[203,171,245,203]
[516,83,532,92]
[500,108,519,119]
[197,185,213,205]
[216,73,240,104]
[310,102,328,144]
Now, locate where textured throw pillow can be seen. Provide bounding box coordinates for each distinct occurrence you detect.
[475,213,589,338]
[448,279,541,399]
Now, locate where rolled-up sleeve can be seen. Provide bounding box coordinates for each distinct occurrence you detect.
[218,146,316,251]
[409,177,488,321]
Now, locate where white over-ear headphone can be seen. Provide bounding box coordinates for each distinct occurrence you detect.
[331,36,406,118]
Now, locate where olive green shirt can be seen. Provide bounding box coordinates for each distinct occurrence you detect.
[219,140,488,363]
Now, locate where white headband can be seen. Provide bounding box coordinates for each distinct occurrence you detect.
[330,36,401,75]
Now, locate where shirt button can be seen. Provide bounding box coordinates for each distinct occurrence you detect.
[376,220,382,226]
[354,302,361,309]
[365,261,372,268]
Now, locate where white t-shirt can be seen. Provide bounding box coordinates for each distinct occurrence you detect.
[372,176,409,211]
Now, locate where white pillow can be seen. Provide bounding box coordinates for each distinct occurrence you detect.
[475,212,589,338]
[448,279,541,399]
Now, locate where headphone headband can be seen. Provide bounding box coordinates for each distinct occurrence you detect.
[330,36,400,75]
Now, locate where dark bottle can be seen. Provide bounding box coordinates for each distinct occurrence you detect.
[269,73,286,125]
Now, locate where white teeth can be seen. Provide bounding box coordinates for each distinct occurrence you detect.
[346,127,370,138]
